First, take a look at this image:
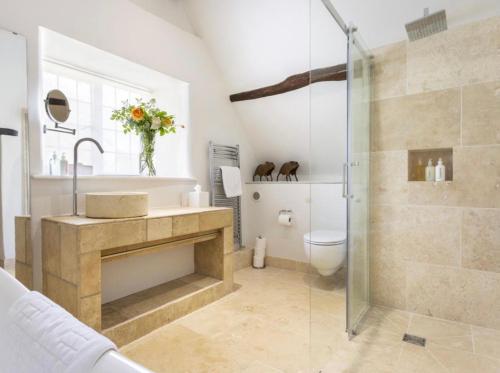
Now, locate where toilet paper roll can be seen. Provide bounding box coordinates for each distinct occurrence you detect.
[278,213,292,226]
[253,255,265,269]
[254,236,267,257]
[255,247,265,257]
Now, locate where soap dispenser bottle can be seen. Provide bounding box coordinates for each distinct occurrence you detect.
[435,158,446,182]
[425,159,435,181]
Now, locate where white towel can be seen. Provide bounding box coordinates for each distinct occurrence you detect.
[220,166,243,198]
[1,291,116,373]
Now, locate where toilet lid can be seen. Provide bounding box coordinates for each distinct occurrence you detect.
[304,230,346,245]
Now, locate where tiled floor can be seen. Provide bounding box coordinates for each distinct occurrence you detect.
[121,267,500,372]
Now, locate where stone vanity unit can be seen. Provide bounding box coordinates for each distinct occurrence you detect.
[41,207,233,346]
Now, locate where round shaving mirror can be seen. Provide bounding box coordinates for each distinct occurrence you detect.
[45,89,71,123]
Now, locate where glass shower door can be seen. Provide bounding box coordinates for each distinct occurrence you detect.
[345,27,371,337]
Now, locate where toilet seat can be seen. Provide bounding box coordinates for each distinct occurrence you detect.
[304,230,346,246]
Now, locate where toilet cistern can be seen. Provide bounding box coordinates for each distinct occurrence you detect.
[73,138,104,216]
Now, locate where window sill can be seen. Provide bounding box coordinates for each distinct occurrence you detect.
[31,174,197,183]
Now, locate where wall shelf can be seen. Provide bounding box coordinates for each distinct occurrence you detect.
[408,148,453,182]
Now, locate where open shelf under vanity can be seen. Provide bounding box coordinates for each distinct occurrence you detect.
[102,273,223,331]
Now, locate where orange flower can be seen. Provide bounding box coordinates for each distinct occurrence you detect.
[162,117,173,127]
[131,107,144,122]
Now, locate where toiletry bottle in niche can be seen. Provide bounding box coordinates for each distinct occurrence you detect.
[425,159,435,181]
[416,159,425,181]
[60,152,68,176]
[435,158,446,182]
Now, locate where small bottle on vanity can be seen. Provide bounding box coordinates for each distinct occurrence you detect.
[60,152,69,176]
[425,159,435,181]
[435,158,446,182]
[49,151,59,176]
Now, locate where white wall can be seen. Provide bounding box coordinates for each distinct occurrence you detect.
[0,0,255,291]
[245,183,346,262]
[0,30,27,261]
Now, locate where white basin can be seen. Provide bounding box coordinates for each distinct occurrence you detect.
[85,192,149,219]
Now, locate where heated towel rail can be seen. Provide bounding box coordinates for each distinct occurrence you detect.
[208,141,242,248]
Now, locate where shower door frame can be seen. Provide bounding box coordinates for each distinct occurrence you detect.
[345,24,372,338]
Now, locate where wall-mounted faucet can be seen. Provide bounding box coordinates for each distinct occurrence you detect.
[73,138,104,216]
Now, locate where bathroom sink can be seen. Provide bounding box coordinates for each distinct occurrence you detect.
[85,192,148,219]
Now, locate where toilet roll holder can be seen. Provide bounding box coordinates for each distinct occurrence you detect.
[278,209,293,216]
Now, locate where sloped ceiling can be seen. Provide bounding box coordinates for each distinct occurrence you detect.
[128,0,194,34]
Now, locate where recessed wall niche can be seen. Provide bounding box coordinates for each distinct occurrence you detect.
[408,148,453,181]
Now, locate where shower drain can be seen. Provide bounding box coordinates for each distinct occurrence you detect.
[403,333,426,347]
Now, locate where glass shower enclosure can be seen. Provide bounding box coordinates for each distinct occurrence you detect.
[309,0,372,345]
[345,26,371,336]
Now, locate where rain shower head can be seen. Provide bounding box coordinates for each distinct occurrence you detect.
[405,8,447,41]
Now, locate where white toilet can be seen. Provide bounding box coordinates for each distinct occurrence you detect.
[304,230,347,276]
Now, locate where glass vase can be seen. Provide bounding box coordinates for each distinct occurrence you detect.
[139,131,156,176]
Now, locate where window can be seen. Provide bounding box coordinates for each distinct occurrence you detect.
[42,61,151,175]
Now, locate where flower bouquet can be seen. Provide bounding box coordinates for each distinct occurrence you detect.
[111,98,182,176]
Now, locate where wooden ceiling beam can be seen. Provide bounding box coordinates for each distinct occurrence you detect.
[229,63,347,102]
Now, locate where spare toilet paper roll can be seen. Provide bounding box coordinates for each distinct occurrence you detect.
[255,236,266,257]
[253,255,265,268]
[278,213,292,226]
[255,236,266,250]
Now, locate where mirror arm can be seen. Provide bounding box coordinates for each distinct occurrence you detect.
[43,123,76,135]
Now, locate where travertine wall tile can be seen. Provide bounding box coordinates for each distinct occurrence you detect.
[407,263,500,329]
[371,151,408,205]
[407,16,500,94]
[370,244,406,309]
[454,146,500,208]
[462,209,500,273]
[371,205,461,266]
[372,41,407,100]
[462,81,500,146]
[370,16,500,330]
[372,89,460,151]
[408,180,460,206]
